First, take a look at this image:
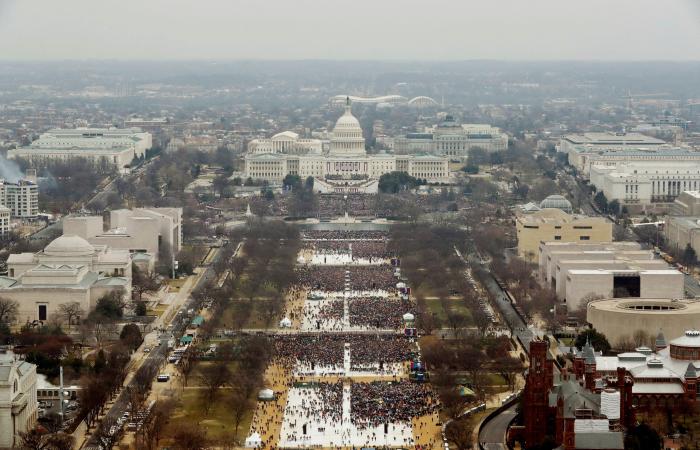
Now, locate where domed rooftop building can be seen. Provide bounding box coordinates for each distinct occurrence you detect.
[539,195,573,213]
[0,234,132,325]
[330,97,366,156]
[43,235,95,257]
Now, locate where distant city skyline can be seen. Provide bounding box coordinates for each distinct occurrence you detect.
[0,0,699,61]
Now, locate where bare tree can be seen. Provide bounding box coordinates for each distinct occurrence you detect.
[140,399,176,450]
[95,416,121,450]
[230,390,252,441]
[199,362,230,414]
[496,355,522,390]
[175,346,198,388]
[57,302,84,328]
[173,424,208,450]
[0,297,18,325]
[444,417,474,450]
[132,265,162,301]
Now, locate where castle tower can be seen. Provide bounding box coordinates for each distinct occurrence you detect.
[524,339,553,447]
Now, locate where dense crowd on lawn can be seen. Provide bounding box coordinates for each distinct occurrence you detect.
[273,334,415,368]
[297,265,395,291]
[348,297,415,329]
[296,266,347,291]
[348,266,396,291]
[274,335,345,367]
[351,381,438,428]
[307,240,391,260]
[301,230,388,240]
[347,335,415,368]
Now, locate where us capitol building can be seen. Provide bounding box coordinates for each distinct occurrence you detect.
[243,98,449,193]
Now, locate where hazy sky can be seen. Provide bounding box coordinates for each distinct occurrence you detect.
[1,0,699,61]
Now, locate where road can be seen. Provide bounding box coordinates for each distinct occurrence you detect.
[479,403,518,450]
[83,247,220,449]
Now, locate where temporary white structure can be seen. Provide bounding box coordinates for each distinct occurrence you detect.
[245,432,263,448]
[279,317,292,328]
[402,312,415,321]
[258,388,275,400]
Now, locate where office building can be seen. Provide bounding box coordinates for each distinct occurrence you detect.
[516,208,613,262]
[394,116,508,160]
[8,127,152,173]
[670,190,700,216]
[0,207,10,236]
[0,180,38,219]
[559,132,668,176]
[589,160,700,211]
[664,215,700,256]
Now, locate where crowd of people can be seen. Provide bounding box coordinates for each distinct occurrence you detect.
[301,230,388,240]
[347,335,415,369]
[296,266,347,291]
[273,335,345,367]
[348,265,396,291]
[348,297,415,329]
[351,381,438,429]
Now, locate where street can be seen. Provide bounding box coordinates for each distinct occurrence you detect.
[82,247,220,449]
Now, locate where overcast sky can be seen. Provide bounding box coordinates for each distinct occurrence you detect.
[0,0,699,61]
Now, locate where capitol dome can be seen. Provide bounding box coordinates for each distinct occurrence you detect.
[44,235,95,257]
[330,97,365,156]
[539,195,573,214]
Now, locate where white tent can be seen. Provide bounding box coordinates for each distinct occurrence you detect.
[402,312,415,321]
[396,282,406,289]
[279,317,292,328]
[258,388,275,400]
[245,432,263,448]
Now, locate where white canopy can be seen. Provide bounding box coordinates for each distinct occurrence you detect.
[396,282,407,289]
[279,317,292,328]
[258,388,274,400]
[403,312,415,321]
[245,432,263,448]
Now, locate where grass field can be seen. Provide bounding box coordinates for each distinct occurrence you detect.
[161,388,253,446]
[216,299,280,330]
[424,297,473,325]
[160,361,254,446]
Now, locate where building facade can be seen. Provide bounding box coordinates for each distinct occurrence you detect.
[8,127,152,173]
[536,241,684,311]
[0,235,131,324]
[0,180,39,219]
[0,207,9,236]
[559,132,668,176]
[516,208,613,262]
[587,298,700,349]
[243,98,450,184]
[514,339,626,450]
[0,356,38,449]
[63,207,183,271]
[394,116,508,160]
[590,160,700,209]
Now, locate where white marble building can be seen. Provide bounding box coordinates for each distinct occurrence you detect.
[394,116,508,160]
[0,355,37,449]
[244,98,449,186]
[0,235,132,325]
[8,127,152,173]
[590,160,700,207]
